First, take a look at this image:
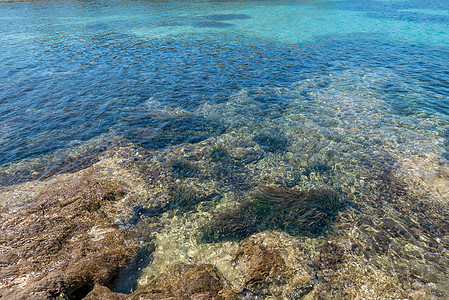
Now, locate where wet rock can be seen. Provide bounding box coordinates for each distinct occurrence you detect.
[234,238,286,295]
[200,186,344,243]
[85,285,126,300]
[0,172,140,299]
[128,263,238,299]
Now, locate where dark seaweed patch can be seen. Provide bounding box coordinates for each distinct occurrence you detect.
[127,205,167,226]
[303,163,330,177]
[171,161,200,179]
[127,191,222,225]
[192,21,234,28]
[199,186,344,243]
[169,188,199,214]
[202,14,251,21]
[209,147,230,162]
[169,188,222,214]
[237,150,264,165]
[253,134,289,153]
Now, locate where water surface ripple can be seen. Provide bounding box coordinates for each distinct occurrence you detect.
[1,0,449,298]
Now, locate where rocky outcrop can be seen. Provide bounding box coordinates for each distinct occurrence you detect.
[0,171,140,299]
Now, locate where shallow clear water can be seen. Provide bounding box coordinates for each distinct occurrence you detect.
[1,0,449,297]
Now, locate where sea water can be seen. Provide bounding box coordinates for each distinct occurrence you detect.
[1,0,449,297]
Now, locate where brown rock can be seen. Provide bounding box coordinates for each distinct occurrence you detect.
[234,238,286,294]
[0,172,139,299]
[128,263,238,300]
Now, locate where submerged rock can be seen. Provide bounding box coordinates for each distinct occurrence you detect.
[231,231,314,298]
[234,238,286,295]
[200,186,344,243]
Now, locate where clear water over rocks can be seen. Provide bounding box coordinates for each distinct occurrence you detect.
[1,0,449,298]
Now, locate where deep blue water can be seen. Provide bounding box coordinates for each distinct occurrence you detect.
[0,0,449,167]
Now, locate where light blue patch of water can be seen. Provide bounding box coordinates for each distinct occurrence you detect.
[0,0,449,166]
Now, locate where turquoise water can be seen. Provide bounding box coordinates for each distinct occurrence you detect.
[1,0,449,167]
[1,0,449,297]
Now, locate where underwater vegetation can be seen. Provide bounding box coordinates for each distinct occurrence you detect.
[127,205,167,226]
[253,134,289,153]
[171,161,200,179]
[127,188,222,225]
[168,188,222,215]
[200,186,344,243]
[209,146,230,162]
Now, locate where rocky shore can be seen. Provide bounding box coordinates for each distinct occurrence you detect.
[1,128,448,299]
